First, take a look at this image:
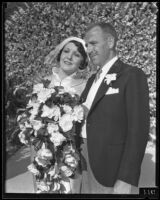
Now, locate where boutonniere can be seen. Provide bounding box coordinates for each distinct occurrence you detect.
[104,73,117,86]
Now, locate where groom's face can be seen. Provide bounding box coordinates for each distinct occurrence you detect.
[85,26,111,68]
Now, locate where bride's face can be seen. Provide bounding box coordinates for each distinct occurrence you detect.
[59,42,84,75]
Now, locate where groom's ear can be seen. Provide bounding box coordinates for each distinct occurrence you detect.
[107,34,115,49]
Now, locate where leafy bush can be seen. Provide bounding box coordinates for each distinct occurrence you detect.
[5,2,157,141]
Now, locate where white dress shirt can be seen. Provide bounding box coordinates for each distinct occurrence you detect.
[81,56,118,138]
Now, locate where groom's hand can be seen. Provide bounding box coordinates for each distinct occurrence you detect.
[113,180,131,194]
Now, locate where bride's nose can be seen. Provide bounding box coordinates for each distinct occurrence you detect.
[67,52,73,60]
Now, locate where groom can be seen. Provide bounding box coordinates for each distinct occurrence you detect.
[80,22,150,194]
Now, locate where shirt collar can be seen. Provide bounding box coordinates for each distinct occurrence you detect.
[101,56,118,74]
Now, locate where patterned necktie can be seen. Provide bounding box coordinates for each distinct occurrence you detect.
[94,67,102,82]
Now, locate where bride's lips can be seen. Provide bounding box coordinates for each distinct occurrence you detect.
[64,60,72,65]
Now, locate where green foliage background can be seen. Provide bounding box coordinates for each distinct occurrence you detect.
[5,2,157,135]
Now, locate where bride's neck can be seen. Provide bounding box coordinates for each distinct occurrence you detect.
[58,68,74,80]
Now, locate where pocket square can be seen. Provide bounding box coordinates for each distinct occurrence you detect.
[105,87,119,95]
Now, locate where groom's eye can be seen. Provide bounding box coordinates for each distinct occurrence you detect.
[91,41,97,45]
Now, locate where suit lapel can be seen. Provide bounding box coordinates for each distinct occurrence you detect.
[80,73,96,103]
[88,59,123,115]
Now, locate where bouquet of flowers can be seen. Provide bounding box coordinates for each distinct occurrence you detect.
[17,79,84,193]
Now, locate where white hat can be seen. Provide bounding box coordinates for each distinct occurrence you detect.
[44,37,88,66]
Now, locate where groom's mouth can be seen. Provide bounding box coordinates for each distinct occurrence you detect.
[90,53,98,59]
[90,55,98,60]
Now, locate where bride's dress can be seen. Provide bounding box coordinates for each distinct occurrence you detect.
[31,67,87,193]
[48,67,87,96]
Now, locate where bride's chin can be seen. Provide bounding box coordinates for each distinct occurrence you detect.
[64,70,75,76]
[60,67,74,75]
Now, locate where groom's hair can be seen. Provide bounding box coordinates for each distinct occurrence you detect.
[86,22,118,49]
[57,40,88,70]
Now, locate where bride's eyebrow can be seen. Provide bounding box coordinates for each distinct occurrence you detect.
[64,47,80,54]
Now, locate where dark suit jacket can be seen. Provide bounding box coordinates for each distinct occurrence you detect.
[80,59,150,187]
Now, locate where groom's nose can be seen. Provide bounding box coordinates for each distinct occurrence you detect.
[86,44,93,54]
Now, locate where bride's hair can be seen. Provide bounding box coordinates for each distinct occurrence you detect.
[56,40,88,70]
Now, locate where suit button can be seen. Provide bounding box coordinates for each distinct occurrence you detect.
[87,123,90,127]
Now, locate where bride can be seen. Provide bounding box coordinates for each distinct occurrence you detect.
[31,36,89,193]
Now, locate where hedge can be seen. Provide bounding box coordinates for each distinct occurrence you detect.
[5,2,157,138]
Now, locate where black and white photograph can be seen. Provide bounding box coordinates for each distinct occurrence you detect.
[3,2,158,198]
